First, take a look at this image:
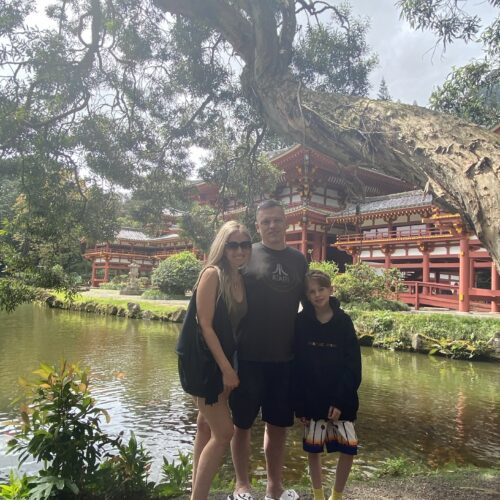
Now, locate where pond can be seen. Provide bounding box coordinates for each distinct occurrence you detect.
[0,305,499,482]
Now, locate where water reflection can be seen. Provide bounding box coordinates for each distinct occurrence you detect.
[0,305,498,482]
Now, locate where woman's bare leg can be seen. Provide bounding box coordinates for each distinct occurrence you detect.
[192,411,211,487]
[191,393,234,500]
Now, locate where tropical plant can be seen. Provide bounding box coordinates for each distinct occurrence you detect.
[151,252,202,295]
[155,451,193,497]
[95,432,154,499]
[7,361,116,497]
[0,471,33,499]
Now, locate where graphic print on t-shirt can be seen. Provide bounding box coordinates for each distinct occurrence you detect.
[272,263,289,283]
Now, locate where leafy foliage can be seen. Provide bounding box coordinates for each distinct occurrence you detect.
[333,263,404,304]
[95,432,154,499]
[155,451,193,497]
[7,361,116,497]
[0,471,33,499]
[179,203,220,255]
[293,3,378,96]
[309,260,340,281]
[151,251,202,295]
[429,61,500,127]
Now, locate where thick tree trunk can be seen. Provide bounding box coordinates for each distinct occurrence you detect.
[155,0,500,270]
[244,73,500,270]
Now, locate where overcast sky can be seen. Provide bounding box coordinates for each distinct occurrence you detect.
[353,0,497,105]
[30,1,496,107]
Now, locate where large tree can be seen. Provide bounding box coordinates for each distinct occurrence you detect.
[1,0,499,272]
[152,0,499,268]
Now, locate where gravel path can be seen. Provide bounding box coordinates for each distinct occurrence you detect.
[175,470,500,500]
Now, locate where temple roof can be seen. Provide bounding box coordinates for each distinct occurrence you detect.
[332,190,433,218]
[116,228,180,242]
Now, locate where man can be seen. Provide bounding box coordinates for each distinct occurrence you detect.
[229,200,308,500]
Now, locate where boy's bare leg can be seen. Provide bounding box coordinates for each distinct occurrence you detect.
[333,453,353,493]
[264,423,287,498]
[308,452,323,489]
[231,426,252,494]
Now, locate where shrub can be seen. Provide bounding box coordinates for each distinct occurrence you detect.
[141,288,171,300]
[7,361,116,498]
[333,263,404,304]
[333,263,383,303]
[0,471,33,499]
[95,432,154,499]
[155,451,193,497]
[152,251,202,295]
[309,260,339,281]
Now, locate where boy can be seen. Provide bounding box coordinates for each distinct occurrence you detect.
[294,270,362,500]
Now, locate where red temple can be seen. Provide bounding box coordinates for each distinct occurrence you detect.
[84,140,499,313]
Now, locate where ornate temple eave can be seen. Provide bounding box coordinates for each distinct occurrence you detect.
[327,205,433,225]
[333,231,458,249]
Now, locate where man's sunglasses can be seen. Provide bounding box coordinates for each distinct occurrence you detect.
[225,241,252,250]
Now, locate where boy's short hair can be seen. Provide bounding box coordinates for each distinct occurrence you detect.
[256,199,283,214]
[305,270,332,288]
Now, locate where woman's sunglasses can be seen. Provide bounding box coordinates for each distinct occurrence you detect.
[225,241,252,250]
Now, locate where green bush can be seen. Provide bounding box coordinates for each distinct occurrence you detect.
[151,251,202,295]
[0,471,33,499]
[8,361,117,498]
[94,432,154,499]
[141,288,171,300]
[155,451,193,497]
[309,260,339,281]
[333,263,403,304]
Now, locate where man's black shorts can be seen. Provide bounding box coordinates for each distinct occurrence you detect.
[229,360,294,429]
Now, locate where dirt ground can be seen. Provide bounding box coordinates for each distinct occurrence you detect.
[178,470,500,500]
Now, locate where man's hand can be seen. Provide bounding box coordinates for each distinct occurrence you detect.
[328,406,341,421]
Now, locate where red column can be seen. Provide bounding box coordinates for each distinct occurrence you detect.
[312,232,321,261]
[422,252,430,281]
[91,261,96,287]
[301,220,308,256]
[321,229,327,261]
[458,236,470,312]
[491,262,499,313]
[383,246,392,269]
[104,257,110,283]
[422,249,430,295]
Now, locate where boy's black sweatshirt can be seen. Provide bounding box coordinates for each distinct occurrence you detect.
[293,297,362,421]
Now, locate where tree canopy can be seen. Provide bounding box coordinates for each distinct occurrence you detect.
[0,0,499,310]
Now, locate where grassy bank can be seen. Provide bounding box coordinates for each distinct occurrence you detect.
[48,290,185,321]
[349,308,500,360]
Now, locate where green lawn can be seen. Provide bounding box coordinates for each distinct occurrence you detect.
[52,291,184,316]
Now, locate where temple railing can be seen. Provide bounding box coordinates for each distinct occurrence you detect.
[335,227,454,245]
[398,281,498,312]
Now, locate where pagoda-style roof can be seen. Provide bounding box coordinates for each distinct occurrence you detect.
[269,144,413,194]
[328,190,433,224]
[115,228,181,244]
[116,228,150,241]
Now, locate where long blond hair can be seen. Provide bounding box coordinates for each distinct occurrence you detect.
[194,220,251,313]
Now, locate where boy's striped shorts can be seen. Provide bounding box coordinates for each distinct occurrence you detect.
[303,418,358,455]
